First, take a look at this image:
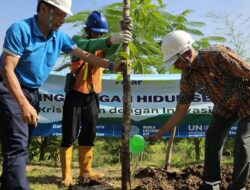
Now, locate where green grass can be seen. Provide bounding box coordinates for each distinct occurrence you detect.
[25,161,123,190]
[0,138,234,189]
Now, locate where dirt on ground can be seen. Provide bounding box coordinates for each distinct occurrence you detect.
[133,164,250,190]
[72,164,250,190]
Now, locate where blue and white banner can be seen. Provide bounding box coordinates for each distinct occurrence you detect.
[33,73,237,138]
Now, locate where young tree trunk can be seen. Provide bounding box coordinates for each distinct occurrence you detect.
[39,137,50,161]
[121,0,132,189]
[193,138,202,161]
[165,126,176,171]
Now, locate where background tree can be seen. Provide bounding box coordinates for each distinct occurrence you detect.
[206,12,250,62]
[64,0,225,74]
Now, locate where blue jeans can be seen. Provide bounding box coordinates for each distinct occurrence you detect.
[0,81,39,190]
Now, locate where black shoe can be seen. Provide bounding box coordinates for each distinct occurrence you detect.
[197,183,220,190]
[198,184,213,190]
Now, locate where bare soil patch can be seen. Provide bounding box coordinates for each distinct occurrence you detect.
[72,164,250,190]
[133,164,250,190]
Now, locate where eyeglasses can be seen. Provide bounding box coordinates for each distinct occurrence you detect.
[53,10,67,19]
[176,49,191,64]
[177,54,187,63]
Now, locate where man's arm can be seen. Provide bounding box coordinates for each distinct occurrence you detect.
[73,36,119,53]
[71,47,121,72]
[1,52,38,126]
[53,61,71,71]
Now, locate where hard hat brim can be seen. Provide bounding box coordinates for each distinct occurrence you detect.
[41,0,73,15]
[162,55,178,68]
[67,10,73,15]
[60,8,73,15]
[162,47,190,68]
[91,28,108,33]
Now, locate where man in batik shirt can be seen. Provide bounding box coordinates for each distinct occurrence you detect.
[146,30,250,190]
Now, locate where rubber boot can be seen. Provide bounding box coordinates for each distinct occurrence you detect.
[78,146,104,179]
[60,146,73,187]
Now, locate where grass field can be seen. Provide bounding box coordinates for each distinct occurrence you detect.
[26,142,167,190]
[26,162,122,190]
[0,138,233,190]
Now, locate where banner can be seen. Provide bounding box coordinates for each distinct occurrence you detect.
[33,72,237,138]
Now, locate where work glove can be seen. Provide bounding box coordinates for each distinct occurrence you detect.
[109,30,132,44]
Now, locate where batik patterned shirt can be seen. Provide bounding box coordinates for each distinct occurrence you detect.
[178,45,250,119]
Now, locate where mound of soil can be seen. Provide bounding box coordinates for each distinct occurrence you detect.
[71,164,250,190]
[133,164,250,190]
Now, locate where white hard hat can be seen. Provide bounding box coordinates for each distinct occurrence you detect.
[39,0,73,15]
[161,30,194,68]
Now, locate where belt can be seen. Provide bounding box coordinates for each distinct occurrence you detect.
[21,85,38,92]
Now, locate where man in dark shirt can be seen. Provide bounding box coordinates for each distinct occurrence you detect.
[146,30,250,190]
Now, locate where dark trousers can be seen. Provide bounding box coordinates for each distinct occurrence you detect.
[61,90,99,147]
[0,81,39,190]
[204,114,250,190]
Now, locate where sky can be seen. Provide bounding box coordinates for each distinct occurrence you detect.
[1,0,250,50]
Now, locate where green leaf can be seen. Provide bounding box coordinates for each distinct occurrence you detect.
[128,43,138,56]
[119,52,130,59]
[63,0,226,74]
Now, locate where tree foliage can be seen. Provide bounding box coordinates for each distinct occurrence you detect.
[206,12,250,62]
[64,0,225,74]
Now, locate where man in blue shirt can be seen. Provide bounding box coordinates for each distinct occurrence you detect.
[0,0,121,189]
